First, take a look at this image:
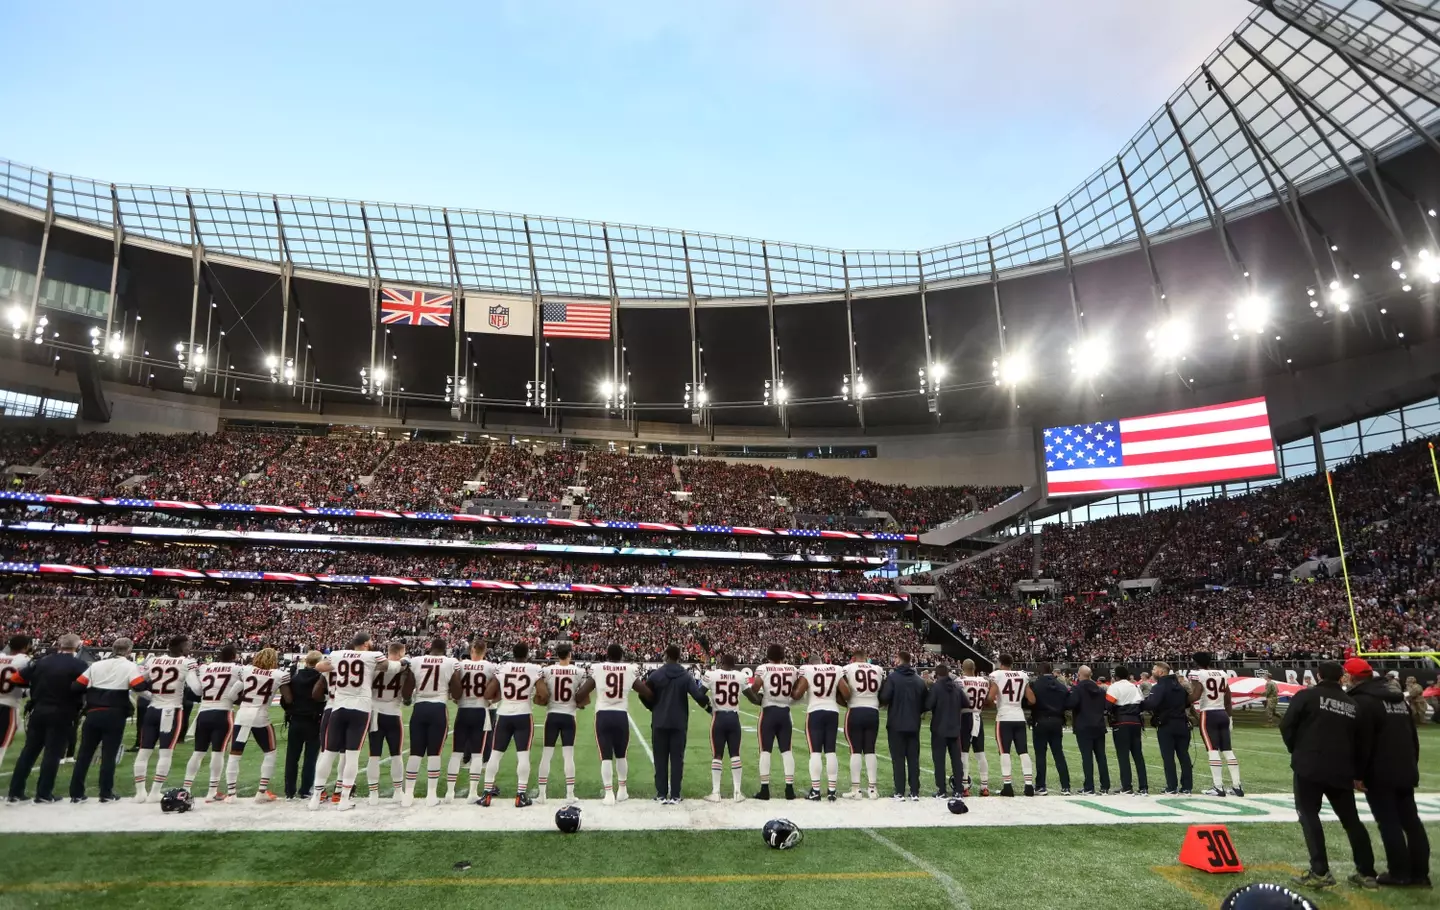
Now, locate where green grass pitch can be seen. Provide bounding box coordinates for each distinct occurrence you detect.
[1,697,1436,909]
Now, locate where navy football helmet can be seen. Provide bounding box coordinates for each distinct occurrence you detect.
[762,818,802,850]
[160,788,194,813]
[947,797,968,815]
[555,805,582,834]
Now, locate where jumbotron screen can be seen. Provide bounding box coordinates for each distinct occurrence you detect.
[1043,396,1278,497]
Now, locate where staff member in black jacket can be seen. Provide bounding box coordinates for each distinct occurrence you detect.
[644,645,710,804]
[880,652,927,800]
[1142,661,1195,794]
[924,665,969,798]
[69,638,150,803]
[6,634,87,803]
[1030,662,1071,795]
[284,650,327,800]
[1281,660,1377,890]
[1347,658,1430,888]
[1066,665,1111,795]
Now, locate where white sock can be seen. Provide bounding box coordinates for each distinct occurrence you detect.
[154,750,173,789]
[1019,753,1033,785]
[826,752,839,790]
[391,753,404,789]
[405,755,422,794]
[600,759,613,794]
[258,750,277,793]
[1207,750,1223,788]
[427,756,441,795]
[367,756,381,795]
[849,753,861,786]
[781,751,794,784]
[976,754,989,786]
[616,757,628,790]
[730,757,742,794]
[516,753,531,794]
[133,748,153,792]
[562,746,575,795]
[538,746,554,794]
[313,752,337,794]
[1223,752,1241,788]
[208,750,225,793]
[183,751,204,789]
[711,760,722,794]
[999,752,1013,786]
[225,753,242,796]
[341,751,361,797]
[866,753,878,787]
[808,752,822,788]
[484,752,502,788]
[447,753,463,793]
[960,752,969,788]
[758,752,771,785]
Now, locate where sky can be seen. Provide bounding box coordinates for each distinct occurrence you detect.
[0,0,1256,250]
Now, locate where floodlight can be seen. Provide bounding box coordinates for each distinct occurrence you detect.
[1226,296,1269,335]
[265,354,279,368]
[89,327,101,339]
[1068,336,1109,377]
[929,363,946,381]
[1146,318,1190,360]
[600,380,614,398]
[991,352,1031,387]
[1330,286,1351,312]
[775,383,789,403]
[372,367,387,384]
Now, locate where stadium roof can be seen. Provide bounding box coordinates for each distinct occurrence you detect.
[2,0,1439,432]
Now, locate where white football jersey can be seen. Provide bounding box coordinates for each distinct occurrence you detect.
[410,655,458,705]
[1189,668,1229,712]
[0,653,32,708]
[798,663,842,713]
[495,661,544,717]
[840,662,882,709]
[753,663,798,708]
[988,669,1030,722]
[327,649,386,711]
[703,668,749,713]
[371,659,408,715]
[590,662,638,712]
[141,655,196,710]
[959,675,989,716]
[234,667,289,727]
[193,661,243,711]
[542,663,586,716]
[456,658,497,709]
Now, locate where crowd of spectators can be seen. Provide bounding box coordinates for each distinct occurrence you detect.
[580,452,677,521]
[349,440,485,511]
[677,458,783,526]
[0,430,55,471]
[1039,512,1176,593]
[479,444,582,502]
[131,433,293,502]
[234,435,392,505]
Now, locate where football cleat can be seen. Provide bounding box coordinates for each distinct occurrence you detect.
[133,790,148,804]
[70,796,88,804]
[306,792,322,811]
[843,789,864,800]
[206,790,226,803]
[514,793,533,808]
[890,793,906,801]
[1117,788,1134,796]
[753,784,771,801]
[1137,790,1148,797]
[1229,787,1245,797]
[222,795,237,804]
[784,784,796,801]
[1060,788,1072,796]
[1033,787,1047,796]
[704,792,723,803]
[535,791,547,805]
[1202,787,1226,797]
[961,786,971,798]
[827,789,837,802]
[330,791,342,804]
[1023,785,1035,797]
[425,794,439,808]
[477,792,494,808]
[256,790,279,803]
[732,792,745,804]
[1000,784,1015,797]
[367,792,379,806]
[1098,788,1111,796]
[99,794,121,804]
[601,792,617,806]
[805,788,822,802]
[401,790,415,808]
[979,786,991,797]
[866,787,878,800]
[335,797,356,812]
[933,790,947,799]
[908,792,920,802]
[616,787,629,802]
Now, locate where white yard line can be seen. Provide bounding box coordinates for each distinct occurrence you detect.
[626,713,656,764]
[862,828,971,910]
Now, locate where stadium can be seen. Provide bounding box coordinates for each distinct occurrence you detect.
[0,0,1438,907]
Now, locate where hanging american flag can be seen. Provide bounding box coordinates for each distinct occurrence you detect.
[1044,396,1277,496]
[542,301,611,339]
[379,287,453,327]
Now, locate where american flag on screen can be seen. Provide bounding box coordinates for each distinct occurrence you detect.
[380,287,453,327]
[1044,396,1277,496]
[542,302,611,339]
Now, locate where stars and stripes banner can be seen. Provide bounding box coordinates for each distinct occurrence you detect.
[542,301,611,339]
[380,287,454,327]
[1044,396,1278,496]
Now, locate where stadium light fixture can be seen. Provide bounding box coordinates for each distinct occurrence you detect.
[1414,249,1440,284]
[372,367,387,385]
[599,380,614,399]
[1328,283,1351,313]
[1068,336,1108,377]
[7,304,23,338]
[991,351,1030,387]
[1146,318,1189,361]
[1226,295,1269,337]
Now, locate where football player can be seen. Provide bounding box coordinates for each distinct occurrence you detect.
[362,642,410,805]
[747,644,798,800]
[988,654,1035,797]
[838,648,882,799]
[575,643,652,804]
[0,635,33,776]
[701,653,748,802]
[401,638,457,806]
[227,648,291,803]
[182,644,243,799]
[537,643,585,805]
[792,655,842,801]
[1189,652,1242,797]
[445,639,496,803]
[479,643,548,807]
[958,659,990,796]
[132,635,196,803]
[310,633,388,811]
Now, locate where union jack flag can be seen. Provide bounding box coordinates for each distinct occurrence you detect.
[380,287,453,327]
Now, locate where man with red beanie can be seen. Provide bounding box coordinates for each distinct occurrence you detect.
[1347,657,1431,889]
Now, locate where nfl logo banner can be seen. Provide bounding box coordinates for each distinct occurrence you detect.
[464,292,534,337]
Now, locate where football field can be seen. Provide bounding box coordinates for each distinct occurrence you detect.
[1,699,1436,909]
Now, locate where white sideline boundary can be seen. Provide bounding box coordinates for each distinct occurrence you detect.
[6,791,1439,834]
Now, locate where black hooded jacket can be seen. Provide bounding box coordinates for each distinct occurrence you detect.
[1350,676,1421,789]
[645,662,710,731]
[1280,680,1361,787]
[879,665,927,732]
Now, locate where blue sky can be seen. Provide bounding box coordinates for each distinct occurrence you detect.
[1,0,1254,249]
